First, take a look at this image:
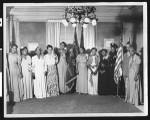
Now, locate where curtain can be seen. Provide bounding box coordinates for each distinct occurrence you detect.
[6,18,10,54]
[83,24,96,49]
[47,22,61,48]
[12,17,20,54]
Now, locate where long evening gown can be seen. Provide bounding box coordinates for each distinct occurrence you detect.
[108,51,117,95]
[123,52,131,102]
[76,54,88,94]
[8,53,23,102]
[98,57,109,95]
[129,54,142,106]
[32,55,46,98]
[21,55,33,100]
[57,51,68,93]
[44,53,59,97]
[88,56,99,95]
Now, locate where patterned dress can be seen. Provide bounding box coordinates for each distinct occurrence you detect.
[44,53,59,97]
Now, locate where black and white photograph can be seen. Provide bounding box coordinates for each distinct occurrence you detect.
[3,2,148,117]
[0,49,2,97]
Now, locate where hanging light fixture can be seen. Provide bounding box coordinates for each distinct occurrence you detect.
[91,12,97,26]
[62,6,98,28]
[72,23,77,28]
[92,19,97,26]
[83,23,88,28]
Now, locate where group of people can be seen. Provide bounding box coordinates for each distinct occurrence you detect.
[6,40,143,106]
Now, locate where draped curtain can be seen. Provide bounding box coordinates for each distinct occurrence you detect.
[47,22,61,48]
[83,24,96,49]
[13,19,20,54]
[8,16,20,54]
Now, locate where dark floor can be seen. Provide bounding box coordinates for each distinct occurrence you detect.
[7,93,142,114]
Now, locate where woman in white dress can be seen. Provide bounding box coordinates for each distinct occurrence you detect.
[128,47,142,106]
[32,47,46,98]
[87,48,100,95]
[21,47,33,100]
[44,45,59,97]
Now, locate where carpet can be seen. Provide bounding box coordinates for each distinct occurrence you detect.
[7,93,142,114]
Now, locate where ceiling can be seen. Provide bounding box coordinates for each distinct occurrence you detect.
[7,5,143,22]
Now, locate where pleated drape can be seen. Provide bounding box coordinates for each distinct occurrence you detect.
[47,22,61,48]
[83,24,96,49]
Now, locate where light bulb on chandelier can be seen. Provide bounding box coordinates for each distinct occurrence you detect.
[72,23,77,28]
[62,18,68,26]
[83,23,87,28]
[70,17,76,23]
[92,19,97,26]
[64,21,68,26]
[62,6,98,27]
[62,19,66,24]
[84,17,90,23]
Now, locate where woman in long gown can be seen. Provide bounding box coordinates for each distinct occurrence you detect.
[129,48,142,106]
[76,47,88,94]
[8,44,23,102]
[108,43,118,95]
[44,45,59,97]
[32,47,46,98]
[98,49,109,95]
[123,42,132,102]
[87,48,100,95]
[57,42,68,94]
[21,47,33,100]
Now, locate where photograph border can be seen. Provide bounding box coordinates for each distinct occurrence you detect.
[3,2,148,117]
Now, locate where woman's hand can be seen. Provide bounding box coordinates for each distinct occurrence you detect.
[76,70,79,75]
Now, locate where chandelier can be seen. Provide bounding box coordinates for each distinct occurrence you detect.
[62,6,98,28]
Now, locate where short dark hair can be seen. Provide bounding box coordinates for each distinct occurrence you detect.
[22,46,28,54]
[60,42,67,47]
[47,45,53,50]
[35,47,42,53]
[11,44,18,49]
[101,49,108,54]
[91,47,97,52]
[22,46,28,51]
[80,47,85,52]
[126,42,132,47]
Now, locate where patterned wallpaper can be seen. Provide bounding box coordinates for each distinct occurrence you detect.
[96,22,122,51]
[19,22,46,52]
